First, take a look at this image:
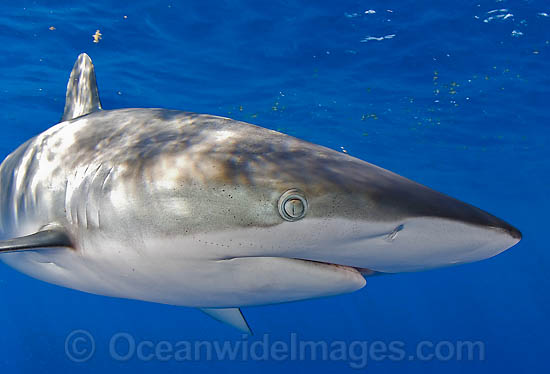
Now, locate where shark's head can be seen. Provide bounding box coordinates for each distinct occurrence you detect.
[261,150,521,273]
[160,118,522,274]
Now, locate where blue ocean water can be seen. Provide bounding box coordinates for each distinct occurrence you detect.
[0,0,548,372]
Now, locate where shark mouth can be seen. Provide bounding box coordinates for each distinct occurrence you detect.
[297,258,382,277]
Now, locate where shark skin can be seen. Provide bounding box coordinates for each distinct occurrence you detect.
[0,54,521,333]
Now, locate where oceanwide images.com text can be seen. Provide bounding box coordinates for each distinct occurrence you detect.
[65,330,485,368]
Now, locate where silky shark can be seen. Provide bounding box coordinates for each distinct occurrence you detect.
[0,54,521,333]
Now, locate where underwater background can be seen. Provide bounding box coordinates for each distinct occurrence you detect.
[0,0,548,372]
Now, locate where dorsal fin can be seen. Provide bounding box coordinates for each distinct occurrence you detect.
[0,228,73,253]
[61,53,102,122]
[200,308,253,334]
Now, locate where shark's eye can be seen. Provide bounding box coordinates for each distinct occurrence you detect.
[278,189,308,221]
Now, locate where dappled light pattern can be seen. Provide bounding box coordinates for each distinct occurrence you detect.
[0,108,518,241]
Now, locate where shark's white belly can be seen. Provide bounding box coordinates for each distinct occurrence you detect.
[0,231,366,307]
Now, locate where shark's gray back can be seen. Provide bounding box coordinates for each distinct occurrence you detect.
[0,108,277,239]
[0,107,358,242]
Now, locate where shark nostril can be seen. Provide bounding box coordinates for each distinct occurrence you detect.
[385,224,404,242]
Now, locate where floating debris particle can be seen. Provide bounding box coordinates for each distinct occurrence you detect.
[482,9,513,23]
[511,30,523,37]
[340,146,348,154]
[487,9,507,14]
[361,113,378,120]
[365,10,376,14]
[48,26,55,31]
[123,15,128,19]
[361,34,395,42]
[538,12,549,17]
[92,29,102,43]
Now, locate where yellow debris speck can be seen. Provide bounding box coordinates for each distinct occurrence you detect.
[239,105,243,112]
[123,15,128,19]
[361,113,378,120]
[49,26,55,31]
[93,29,102,43]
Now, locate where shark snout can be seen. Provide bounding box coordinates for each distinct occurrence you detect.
[357,215,521,273]
[408,184,522,264]
[488,218,522,241]
[344,174,523,272]
[403,194,522,270]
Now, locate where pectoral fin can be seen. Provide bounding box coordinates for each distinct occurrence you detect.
[200,307,253,334]
[0,229,73,253]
